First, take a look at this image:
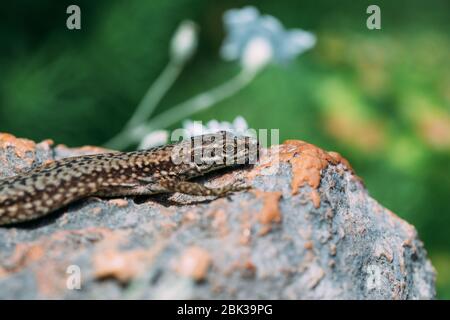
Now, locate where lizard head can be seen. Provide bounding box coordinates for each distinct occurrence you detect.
[170,131,260,174]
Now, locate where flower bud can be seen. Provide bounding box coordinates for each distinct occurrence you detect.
[170,20,198,63]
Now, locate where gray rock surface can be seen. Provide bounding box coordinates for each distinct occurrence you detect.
[0,133,436,299]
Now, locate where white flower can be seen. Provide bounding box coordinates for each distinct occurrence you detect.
[182,116,253,137]
[232,116,250,133]
[138,117,253,149]
[138,130,169,149]
[170,20,198,63]
[285,29,316,56]
[220,6,316,71]
[241,36,273,72]
[182,120,205,137]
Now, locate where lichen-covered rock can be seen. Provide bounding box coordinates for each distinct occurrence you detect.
[0,133,436,299]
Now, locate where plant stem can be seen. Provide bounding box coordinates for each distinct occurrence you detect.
[105,68,257,150]
[131,69,257,146]
[103,59,184,149]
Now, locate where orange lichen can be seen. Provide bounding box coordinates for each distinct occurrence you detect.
[0,228,115,278]
[310,189,321,208]
[283,140,355,194]
[209,209,229,237]
[304,241,314,250]
[108,199,129,207]
[159,220,178,233]
[250,140,358,209]
[0,227,123,297]
[176,246,211,281]
[0,133,111,180]
[183,210,200,223]
[35,263,67,298]
[243,259,257,273]
[252,190,282,235]
[93,249,155,283]
[226,256,257,277]
[0,133,41,173]
[0,133,36,158]
[91,229,165,283]
[253,191,282,224]
[0,243,45,276]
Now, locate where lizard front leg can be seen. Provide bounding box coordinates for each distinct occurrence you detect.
[158,178,249,197]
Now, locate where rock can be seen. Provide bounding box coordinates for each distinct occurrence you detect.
[0,133,436,299]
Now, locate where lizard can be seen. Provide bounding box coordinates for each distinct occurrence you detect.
[0,131,259,226]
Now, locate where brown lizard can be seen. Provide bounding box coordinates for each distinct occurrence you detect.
[0,131,259,225]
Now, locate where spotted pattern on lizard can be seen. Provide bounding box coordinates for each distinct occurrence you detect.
[0,132,259,225]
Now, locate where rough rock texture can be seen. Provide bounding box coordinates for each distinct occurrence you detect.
[0,133,436,299]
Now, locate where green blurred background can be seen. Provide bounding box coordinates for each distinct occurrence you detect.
[0,0,449,298]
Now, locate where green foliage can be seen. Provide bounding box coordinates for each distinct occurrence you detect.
[0,0,449,298]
